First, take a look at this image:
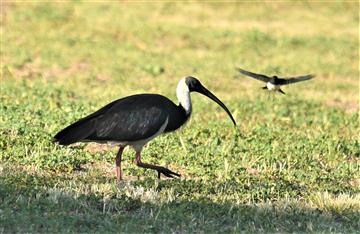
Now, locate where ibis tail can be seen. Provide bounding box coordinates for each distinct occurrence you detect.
[54,118,95,145]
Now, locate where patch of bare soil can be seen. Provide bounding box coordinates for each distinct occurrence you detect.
[326,98,359,114]
[84,143,113,153]
[0,1,15,25]
[6,58,91,80]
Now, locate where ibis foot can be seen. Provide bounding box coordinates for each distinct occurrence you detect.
[157,167,181,179]
[135,151,180,180]
[117,180,126,187]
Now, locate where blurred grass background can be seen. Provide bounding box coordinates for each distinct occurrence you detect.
[1,1,359,233]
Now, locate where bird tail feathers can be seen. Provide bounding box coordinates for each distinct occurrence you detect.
[278,89,286,94]
[53,118,95,145]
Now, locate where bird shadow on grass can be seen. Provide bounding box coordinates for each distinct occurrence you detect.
[0,167,358,233]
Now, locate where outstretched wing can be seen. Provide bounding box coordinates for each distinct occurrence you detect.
[277,74,315,85]
[237,68,270,83]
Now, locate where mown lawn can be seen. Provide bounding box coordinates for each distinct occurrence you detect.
[1,2,359,233]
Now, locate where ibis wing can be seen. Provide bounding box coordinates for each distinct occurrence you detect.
[237,68,270,82]
[277,75,314,85]
[92,105,168,141]
[54,94,171,145]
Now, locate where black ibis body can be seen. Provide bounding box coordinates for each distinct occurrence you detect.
[237,68,314,94]
[54,76,236,182]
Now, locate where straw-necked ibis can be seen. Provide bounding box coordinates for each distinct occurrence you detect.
[237,68,314,94]
[54,76,236,182]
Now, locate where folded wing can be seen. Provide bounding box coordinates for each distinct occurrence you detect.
[54,94,169,145]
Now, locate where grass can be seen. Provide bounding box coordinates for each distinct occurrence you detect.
[1,1,359,233]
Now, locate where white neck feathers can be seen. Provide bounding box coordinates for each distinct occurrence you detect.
[176,78,192,114]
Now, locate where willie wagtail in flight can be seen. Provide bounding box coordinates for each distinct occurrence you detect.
[237,68,315,94]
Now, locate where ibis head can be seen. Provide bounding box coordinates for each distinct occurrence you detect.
[181,76,236,126]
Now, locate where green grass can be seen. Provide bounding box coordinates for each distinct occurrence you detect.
[1,2,359,233]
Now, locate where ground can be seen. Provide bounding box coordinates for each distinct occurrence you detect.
[1,2,359,233]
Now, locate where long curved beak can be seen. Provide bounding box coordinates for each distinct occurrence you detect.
[196,85,237,126]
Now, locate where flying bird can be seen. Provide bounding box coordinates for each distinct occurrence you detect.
[54,76,236,182]
[237,68,314,94]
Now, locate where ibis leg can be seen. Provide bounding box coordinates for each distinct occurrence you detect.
[134,151,181,179]
[278,89,286,94]
[115,146,125,182]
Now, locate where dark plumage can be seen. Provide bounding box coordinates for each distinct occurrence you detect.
[54,94,187,145]
[54,76,236,182]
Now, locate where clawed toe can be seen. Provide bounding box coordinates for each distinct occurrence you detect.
[157,167,181,179]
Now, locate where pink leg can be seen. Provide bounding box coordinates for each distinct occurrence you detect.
[115,146,125,182]
[134,151,180,179]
